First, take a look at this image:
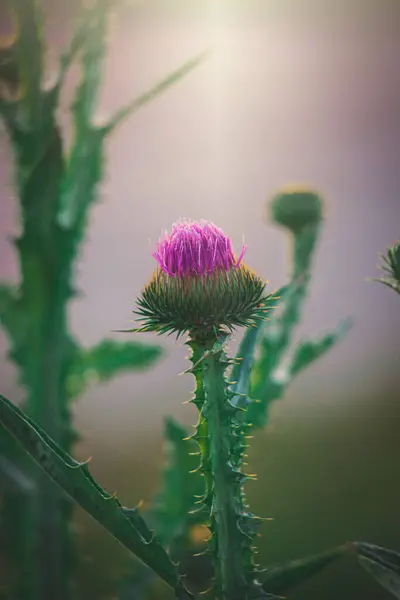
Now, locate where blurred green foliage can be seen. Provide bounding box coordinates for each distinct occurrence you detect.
[0,0,204,598]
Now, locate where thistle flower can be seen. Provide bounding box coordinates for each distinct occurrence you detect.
[134,219,268,337]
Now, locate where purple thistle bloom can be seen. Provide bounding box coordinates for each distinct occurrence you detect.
[153,219,246,277]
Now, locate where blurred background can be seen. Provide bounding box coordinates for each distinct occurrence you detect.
[0,0,399,598]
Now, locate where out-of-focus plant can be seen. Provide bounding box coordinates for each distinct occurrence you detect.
[372,241,400,296]
[3,186,400,599]
[0,1,204,598]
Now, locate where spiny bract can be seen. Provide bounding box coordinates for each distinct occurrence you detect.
[134,219,270,337]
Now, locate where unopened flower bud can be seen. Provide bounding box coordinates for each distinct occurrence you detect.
[270,186,323,233]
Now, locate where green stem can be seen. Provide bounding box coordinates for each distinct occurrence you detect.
[25,281,74,600]
[292,223,320,279]
[8,119,77,600]
[188,341,213,521]
[196,338,266,600]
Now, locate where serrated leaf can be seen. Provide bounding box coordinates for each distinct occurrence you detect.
[261,546,346,595]
[289,318,353,378]
[354,542,400,599]
[0,393,190,596]
[66,339,163,400]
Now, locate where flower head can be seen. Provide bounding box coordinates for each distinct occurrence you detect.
[135,219,270,338]
[153,219,246,277]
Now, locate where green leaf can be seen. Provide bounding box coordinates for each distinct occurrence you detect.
[354,542,400,599]
[0,393,190,596]
[66,339,163,400]
[262,546,346,595]
[103,52,209,133]
[148,417,203,553]
[289,318,353,378]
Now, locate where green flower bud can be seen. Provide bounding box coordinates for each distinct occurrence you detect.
[270,186,323,233]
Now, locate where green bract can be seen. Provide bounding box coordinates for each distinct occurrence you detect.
[135,265,269,337]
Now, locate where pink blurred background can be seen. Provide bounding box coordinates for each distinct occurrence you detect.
[1,1,400,598]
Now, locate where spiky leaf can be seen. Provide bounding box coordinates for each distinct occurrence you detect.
[0,393,190,597]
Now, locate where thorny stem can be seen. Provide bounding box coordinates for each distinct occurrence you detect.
[190,335,266,600]
[204,348,247,598]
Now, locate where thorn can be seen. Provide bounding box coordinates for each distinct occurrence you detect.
[198,586,213,596]
[178,368,194,376]
[189,465,202,474]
